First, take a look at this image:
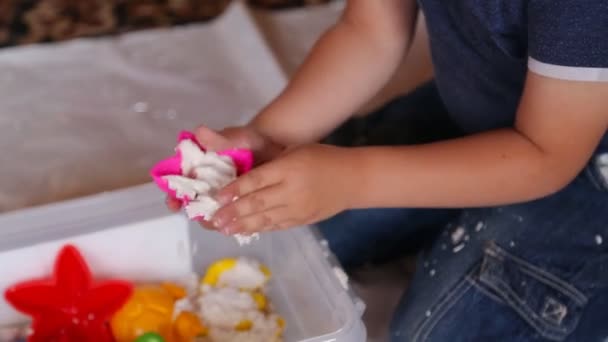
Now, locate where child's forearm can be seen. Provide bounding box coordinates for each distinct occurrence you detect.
[251,1,417,147]
[342,72,608,209]
[344,128,581,209]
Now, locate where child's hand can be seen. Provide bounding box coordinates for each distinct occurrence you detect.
[193,125,282,161]
[210,144,355,234]
[165,125,284,216]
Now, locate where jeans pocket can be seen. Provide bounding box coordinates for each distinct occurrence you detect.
[477,242,588,341]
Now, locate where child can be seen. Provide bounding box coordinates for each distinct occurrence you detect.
[169,1,608,340]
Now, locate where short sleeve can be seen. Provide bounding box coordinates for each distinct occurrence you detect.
[528,0,608,82]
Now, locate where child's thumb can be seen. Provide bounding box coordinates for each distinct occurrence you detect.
[194,125,231,151]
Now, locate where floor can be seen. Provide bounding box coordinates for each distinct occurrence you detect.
[352,260,415,342]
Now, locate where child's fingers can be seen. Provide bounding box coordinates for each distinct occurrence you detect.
[217,164,282,205]
[195,125,232,151]
[223,207,292,234]
[198,219,217,231]
[165,196,181,212]
[212,185,285,228]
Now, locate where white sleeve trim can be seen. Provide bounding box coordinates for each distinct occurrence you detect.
[528,57,608,82]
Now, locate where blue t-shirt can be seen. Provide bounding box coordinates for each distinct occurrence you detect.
[418,0,608,134]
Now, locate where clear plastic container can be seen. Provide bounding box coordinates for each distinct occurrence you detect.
[0,184,366,341]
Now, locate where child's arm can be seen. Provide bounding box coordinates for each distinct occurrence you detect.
[348,73,608,208]
[249,0,418,146]
[192,0,417,163]
[173,0,417,213]
[211,73,608,233]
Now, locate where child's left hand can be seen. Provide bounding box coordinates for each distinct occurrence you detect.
[210,144,354,234]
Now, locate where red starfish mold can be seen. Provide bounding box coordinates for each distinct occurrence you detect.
[4,245,133,342]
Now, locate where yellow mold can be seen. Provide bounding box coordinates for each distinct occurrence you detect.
[251,291,267,311]
[202,258,237,286]
[201,258,271,289]
[234,320,253,331]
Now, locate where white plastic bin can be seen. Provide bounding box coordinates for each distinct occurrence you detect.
[0,184,366,341]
